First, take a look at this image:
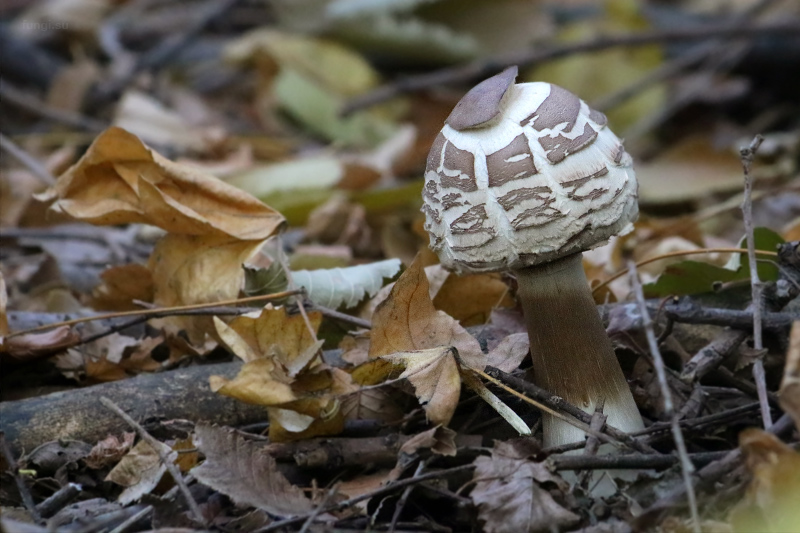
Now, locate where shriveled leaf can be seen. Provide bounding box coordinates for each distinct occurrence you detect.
[471,451,579,533]
[192,424,312,517]
[85,433,135,470]
[1,326,80,364]
[432,271,514,326]
[485,332,529,373]
[149,234,264,342]
[729,429,800,532]
[106,439,176,505]
[40,127,284,240]
[779,321,800,431]
[399,425,457,457]
[210,358,297,406]
[90,263,154,311]
[368,254,484,369]
[383,347,462,425]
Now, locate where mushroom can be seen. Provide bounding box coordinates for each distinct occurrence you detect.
[421,66,644,448]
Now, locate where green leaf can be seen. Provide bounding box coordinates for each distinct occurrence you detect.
[643,227,784,297]
[293,258,402,308]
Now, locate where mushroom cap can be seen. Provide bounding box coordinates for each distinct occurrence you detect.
[422,67,638,274]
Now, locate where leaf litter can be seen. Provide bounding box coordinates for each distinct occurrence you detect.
[1,0,799,531]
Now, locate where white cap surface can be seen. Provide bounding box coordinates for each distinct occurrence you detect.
[422,68,638,274]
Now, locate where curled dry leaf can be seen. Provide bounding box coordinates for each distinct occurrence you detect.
[383,347,462,426]
[192,424,312,517]
[367,255,484,369]
[210,306,347,441]
[36,127,285,341]
[730,428,800,532]
[398,425,457,457]
[779,321,800,431]
[1,326,80,365]
[470,446,579,533]
[106,439,176,505]
[84,432,136,470]
[39,127,284,240]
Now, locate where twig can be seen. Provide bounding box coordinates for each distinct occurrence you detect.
[108,505,153,533]
[307,303,372,330]
[484,366,659,454]
[35,482,81,518]
[628,262,700,533]
[664,302,794,330]
[592,247,777,296]
[298,484,339,533]
[680,329,749,383]
[255,464,476,532]
[550,450,728,471]
[342,20,800,114]
[578,400,607,488]
[390,460,428,532]
[0,432,42,524]
[7,289,303,337]
[0,82,106,133]
[0,132,56,186]
[739,134,772,429]
[99,397,206,526]
[591,0,780,112]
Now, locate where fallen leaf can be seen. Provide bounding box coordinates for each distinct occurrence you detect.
[382,347,462,425]
[90,264,154,311]
[368,254,484,369]
[192,424,313,517]
[40,127,284,240]
[398,426,457,457]
[106,439,176,505]
[729,429,800,532]
[85,433,136,470]
[485,332,529,373]
[471,447,579,533]
[1,326,80,366]
[432,272,514,326]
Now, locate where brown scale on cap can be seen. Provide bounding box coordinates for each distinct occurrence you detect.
[538,122,599,164]
[486,134,538,188]
[441,192,465,210]
[450,204,492,234]
[522,84,582,131]
[439,142,477,192]
[561,166,610,201]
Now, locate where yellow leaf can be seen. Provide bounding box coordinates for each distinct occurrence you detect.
[210,358,296,406]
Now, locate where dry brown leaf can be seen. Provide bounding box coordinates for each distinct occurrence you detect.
[90,264,154,311]
[471,448,579,533]
[485,332,529,373]
[41,127,284,239]
[779,321,800,431]
[148,234,266,342]
[433,272,513,326]
[192,424,313,517]
[1,326,80,365]
[398,426,457,457]
[383,347,463,425]
[106,439,176,505]
[85,433,136,470]
[368,254,484,369]
[729,428,800,532]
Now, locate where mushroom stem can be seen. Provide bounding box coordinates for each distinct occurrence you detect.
[515,253,644,448]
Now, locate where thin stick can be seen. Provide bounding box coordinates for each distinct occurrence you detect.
[628,262,700,533]
[0,132,56,186]
[7,289,303,338]
[592,247,778,295]
[739,134,772,428]
[255,464,476,532]
[342,21,800,114]
[298,484,339,533]
[99,397,206,526]
[0,432,42,524]
[108,505,153,533]
[389,460,427,532]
